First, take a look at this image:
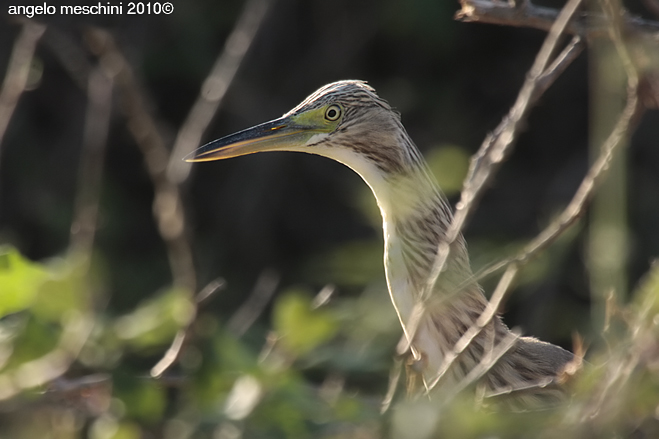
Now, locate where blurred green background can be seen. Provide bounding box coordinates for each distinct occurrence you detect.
[1,0,659,438]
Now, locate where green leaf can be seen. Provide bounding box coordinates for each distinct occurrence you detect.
[0,246,48,318]
[272,289,338,356]
[115,377,166,422]
[426,144,470,196]
[114,287,194,349]
[32,254,90,322]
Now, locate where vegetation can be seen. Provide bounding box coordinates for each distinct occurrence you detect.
[1,1,658,437]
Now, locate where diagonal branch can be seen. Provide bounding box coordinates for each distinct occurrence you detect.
[150,278,225,378]
[69,65,114,258]
[84,28,197,292]
[456,0,659,37]
[474,82,642,284]
[426,264,520,390]
[399,0,586,366]
[412,0,584,327]
[427,0,644,396]
[0,19,46,169]
[0,312,95,401]
[167,0,273,185]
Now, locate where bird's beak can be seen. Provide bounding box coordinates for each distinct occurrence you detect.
[184,116,322,162]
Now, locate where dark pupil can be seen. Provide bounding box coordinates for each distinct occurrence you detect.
[327,109,337,119]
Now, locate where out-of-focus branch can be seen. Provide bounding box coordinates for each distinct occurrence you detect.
[0,312,94,401]
[474,82,641,284]
[399,0,585,366]
[0,19,46,168]
[579,261,659,422]
[227,269,280,337]
[150,278,225,378]
[152,1,273,375]
[473,2,645,285]
[45,373,112,415]
[456,0,659,37]
[392,2,587,361]
[444,331,521,405]
[167,0,273,184]
[83,29,197,292]
[69,65,114,257]
[41,27,92,92]
[411,0,646,405]
[447,0,583,251]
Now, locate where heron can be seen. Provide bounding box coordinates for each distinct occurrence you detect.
[186,80,574,406]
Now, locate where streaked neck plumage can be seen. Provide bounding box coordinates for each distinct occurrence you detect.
[318,101,572,405]
[319,116,474,327]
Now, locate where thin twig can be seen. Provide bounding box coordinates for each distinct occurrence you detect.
[422,0,584,305]
[69,65,114,257]
[456,0,659,37]
[432,0,644,400]
[471,11,643,287]
[381,358,404,413]
[395,0,585,357]
[41,27,92,92]
[534,35,585,99]
[0,312,95,401]
[477,87,640,282]
[151,278,225,378]
[167,0,273,184]
[426,264,520,390]
[84,28,197,292]
[227,269,280,337]
[0,19,46,168]
[436,330,521,409]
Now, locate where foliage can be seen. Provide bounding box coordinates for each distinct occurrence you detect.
[1,1,659,438]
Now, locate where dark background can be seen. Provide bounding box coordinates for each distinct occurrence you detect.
[1,1,658,435]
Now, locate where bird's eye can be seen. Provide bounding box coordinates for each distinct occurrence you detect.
[325,105,342,121]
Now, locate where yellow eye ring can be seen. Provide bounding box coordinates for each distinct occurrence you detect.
[325,105,342,121]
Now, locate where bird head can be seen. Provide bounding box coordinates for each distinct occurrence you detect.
[185,80,412,175]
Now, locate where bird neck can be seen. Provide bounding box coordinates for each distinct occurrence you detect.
[376,162,474,304]
[321,140,475,324]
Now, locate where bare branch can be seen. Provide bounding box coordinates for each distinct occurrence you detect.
[41,27,92,92]
[167,0,273,184]
[426,0,583,301]
[151,278,225,378]
[472,2,644,285]
[417,0,584,317]
[445,330,520,404]
[227,269,280,337]
[45,373,112,415]
[456,0,659,37]
[69,65,114,257]
[381,358,404,413]
[474,83,641,284]
[0,19,46,168]
[535,35,585,99]
[83,28,197,292]
[421,0,645,400]
[412,0,644,397]
[426,264,520,391]
[0,312,94,401]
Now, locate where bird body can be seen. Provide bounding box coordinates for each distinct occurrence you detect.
[188,80,573,406]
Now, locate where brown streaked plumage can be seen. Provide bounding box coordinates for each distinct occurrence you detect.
[187,80,574,407]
